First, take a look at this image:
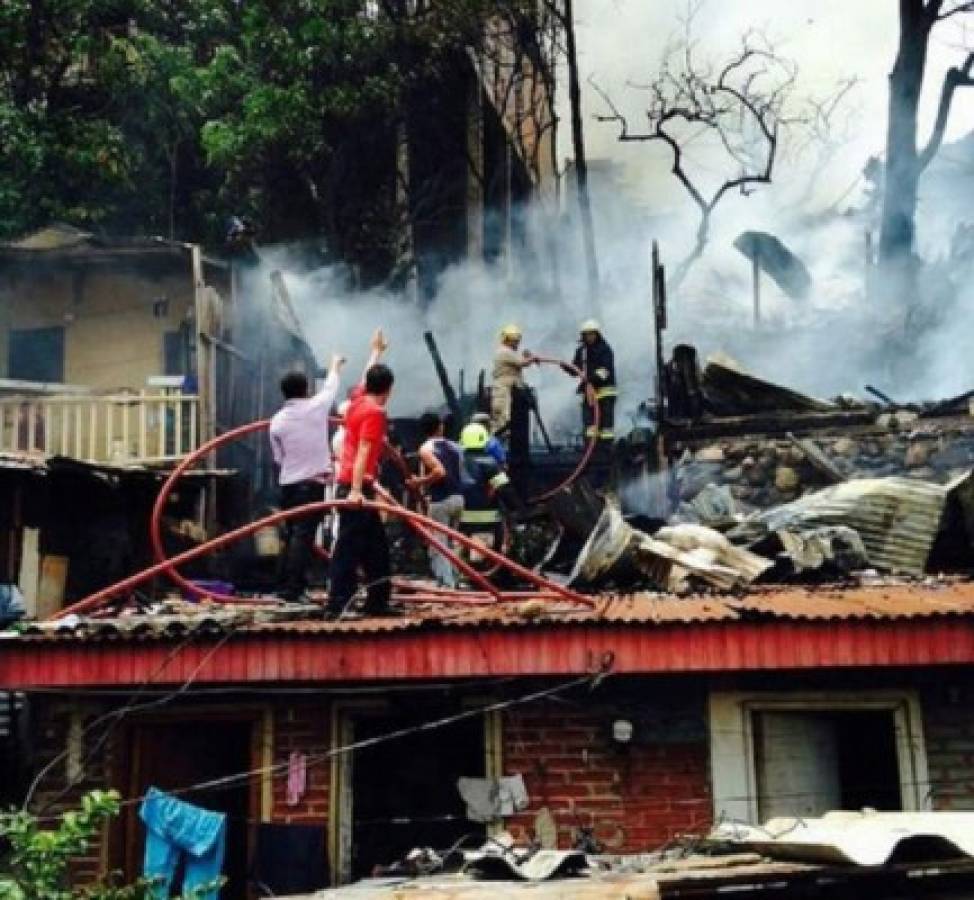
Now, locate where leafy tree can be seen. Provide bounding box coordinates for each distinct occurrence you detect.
[0,791,218,900]
[0,0,553,279]
[0,790,146,900]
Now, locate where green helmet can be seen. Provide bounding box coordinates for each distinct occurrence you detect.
[460,422,489,450]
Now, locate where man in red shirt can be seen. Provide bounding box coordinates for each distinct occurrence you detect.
[327,363,395,617]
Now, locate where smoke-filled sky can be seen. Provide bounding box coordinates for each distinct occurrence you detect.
[566,0,974,209]
[268,0,974,425]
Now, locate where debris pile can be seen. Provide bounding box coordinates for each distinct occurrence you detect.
[676,421,974,511]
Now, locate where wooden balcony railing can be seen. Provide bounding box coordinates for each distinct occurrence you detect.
[0,390,200,464]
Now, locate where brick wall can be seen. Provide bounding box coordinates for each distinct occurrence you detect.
[922,680,974,811]
[501,701,712,852]
[24,698,116,886]
[270,701,331,823]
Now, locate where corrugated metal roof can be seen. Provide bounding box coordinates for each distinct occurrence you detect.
[732,478,949,575]
[7,581,974,644]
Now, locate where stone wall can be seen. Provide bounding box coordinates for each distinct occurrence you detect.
[672,416,974,511]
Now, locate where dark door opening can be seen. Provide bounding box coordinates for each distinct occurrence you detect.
[349,710,486,881]
[754,709,902,821]
[125,719,253,900]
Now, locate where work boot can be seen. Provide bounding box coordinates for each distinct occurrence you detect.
[322,604,347,621]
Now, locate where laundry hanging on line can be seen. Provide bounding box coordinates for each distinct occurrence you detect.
[139,786,226,899]
[457,775,529,823]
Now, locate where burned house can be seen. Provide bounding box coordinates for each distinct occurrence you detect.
[0,225,315,613]
[3,573,974,896]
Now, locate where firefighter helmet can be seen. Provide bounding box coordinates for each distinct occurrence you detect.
[500,323,522,340]
[579,319,601,334]
[460,422,490,450]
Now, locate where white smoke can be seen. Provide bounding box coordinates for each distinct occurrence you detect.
[245,1,974,423]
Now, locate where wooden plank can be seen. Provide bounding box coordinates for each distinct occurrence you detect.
[26,404,36,453]
[174,397,183,457]
[158,399,166,458]
[105,400,114,460]
[139,392,147,460]
[787,432,847,483]
[88,403,97,461]
[663,409,875,441]
[121,400,130,461]
[42,405,52,455]
[60,403,69,456]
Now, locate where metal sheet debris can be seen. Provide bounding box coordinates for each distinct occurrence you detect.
[711,810,974,866]
[730,476,950,575]
[567,504,771,592]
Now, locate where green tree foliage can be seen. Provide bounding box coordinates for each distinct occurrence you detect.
[0,790,219,900]
[0,0,542,265]
[0,790,146,899]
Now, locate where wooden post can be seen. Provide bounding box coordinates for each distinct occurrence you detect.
[565,0,601,312]
[752,251,761,327]
[651,241,670,519]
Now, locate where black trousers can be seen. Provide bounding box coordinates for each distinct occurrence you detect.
[582,394,616,440]
[328,484,391,612]
[280,480,325,602]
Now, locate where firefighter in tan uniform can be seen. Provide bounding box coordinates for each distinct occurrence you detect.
[490,324,536,436]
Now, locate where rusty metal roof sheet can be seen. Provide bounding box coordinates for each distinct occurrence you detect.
[731,477,949,575]
[4,585,974,687]
[7,581,974,645]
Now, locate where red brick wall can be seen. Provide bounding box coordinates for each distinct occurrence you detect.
[270,702,331,824]
[502,706,712,852]
[24,698,115,886]
[923,682,974,811]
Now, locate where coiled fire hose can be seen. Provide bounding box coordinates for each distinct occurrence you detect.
[52,357,600,618]
[54,496,591,619]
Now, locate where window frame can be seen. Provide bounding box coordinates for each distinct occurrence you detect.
[708,690,931,826]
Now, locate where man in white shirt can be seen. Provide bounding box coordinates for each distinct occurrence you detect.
[270,353,345,602]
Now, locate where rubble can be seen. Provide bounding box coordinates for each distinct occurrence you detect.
[673,422,974,511]
[710,810,974,867]
[728,476,952,576]
[560,497,772,593]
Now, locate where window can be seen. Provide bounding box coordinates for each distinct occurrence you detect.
[8,327,65,383]
[709,691,930,826]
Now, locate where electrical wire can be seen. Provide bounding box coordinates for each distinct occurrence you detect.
[23,625,240,812]
[32,667,611,823]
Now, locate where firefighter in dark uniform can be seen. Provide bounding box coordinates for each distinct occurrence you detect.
[458,422,522,562]
[571,319,617,446]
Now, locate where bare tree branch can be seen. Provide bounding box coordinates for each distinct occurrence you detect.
[918,50,974,170]
[935,0,974,20]
[591,19,800,290]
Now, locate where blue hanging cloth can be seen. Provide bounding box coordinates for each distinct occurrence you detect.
[139,786,227,899]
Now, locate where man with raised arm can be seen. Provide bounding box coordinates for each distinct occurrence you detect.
[327,360,396,618]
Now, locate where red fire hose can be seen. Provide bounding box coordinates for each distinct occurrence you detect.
[149,420,488,602]
[527,356,600,504]
[55,497,592,619]
[116,357,601,613]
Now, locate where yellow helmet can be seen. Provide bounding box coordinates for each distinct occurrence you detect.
[460,422,490,451]
[579,319,601,334]
[500,323,522,340]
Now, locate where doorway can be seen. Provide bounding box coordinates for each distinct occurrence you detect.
[754,709,903,821]
[124,718,256,900]
[335,706,489,883]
